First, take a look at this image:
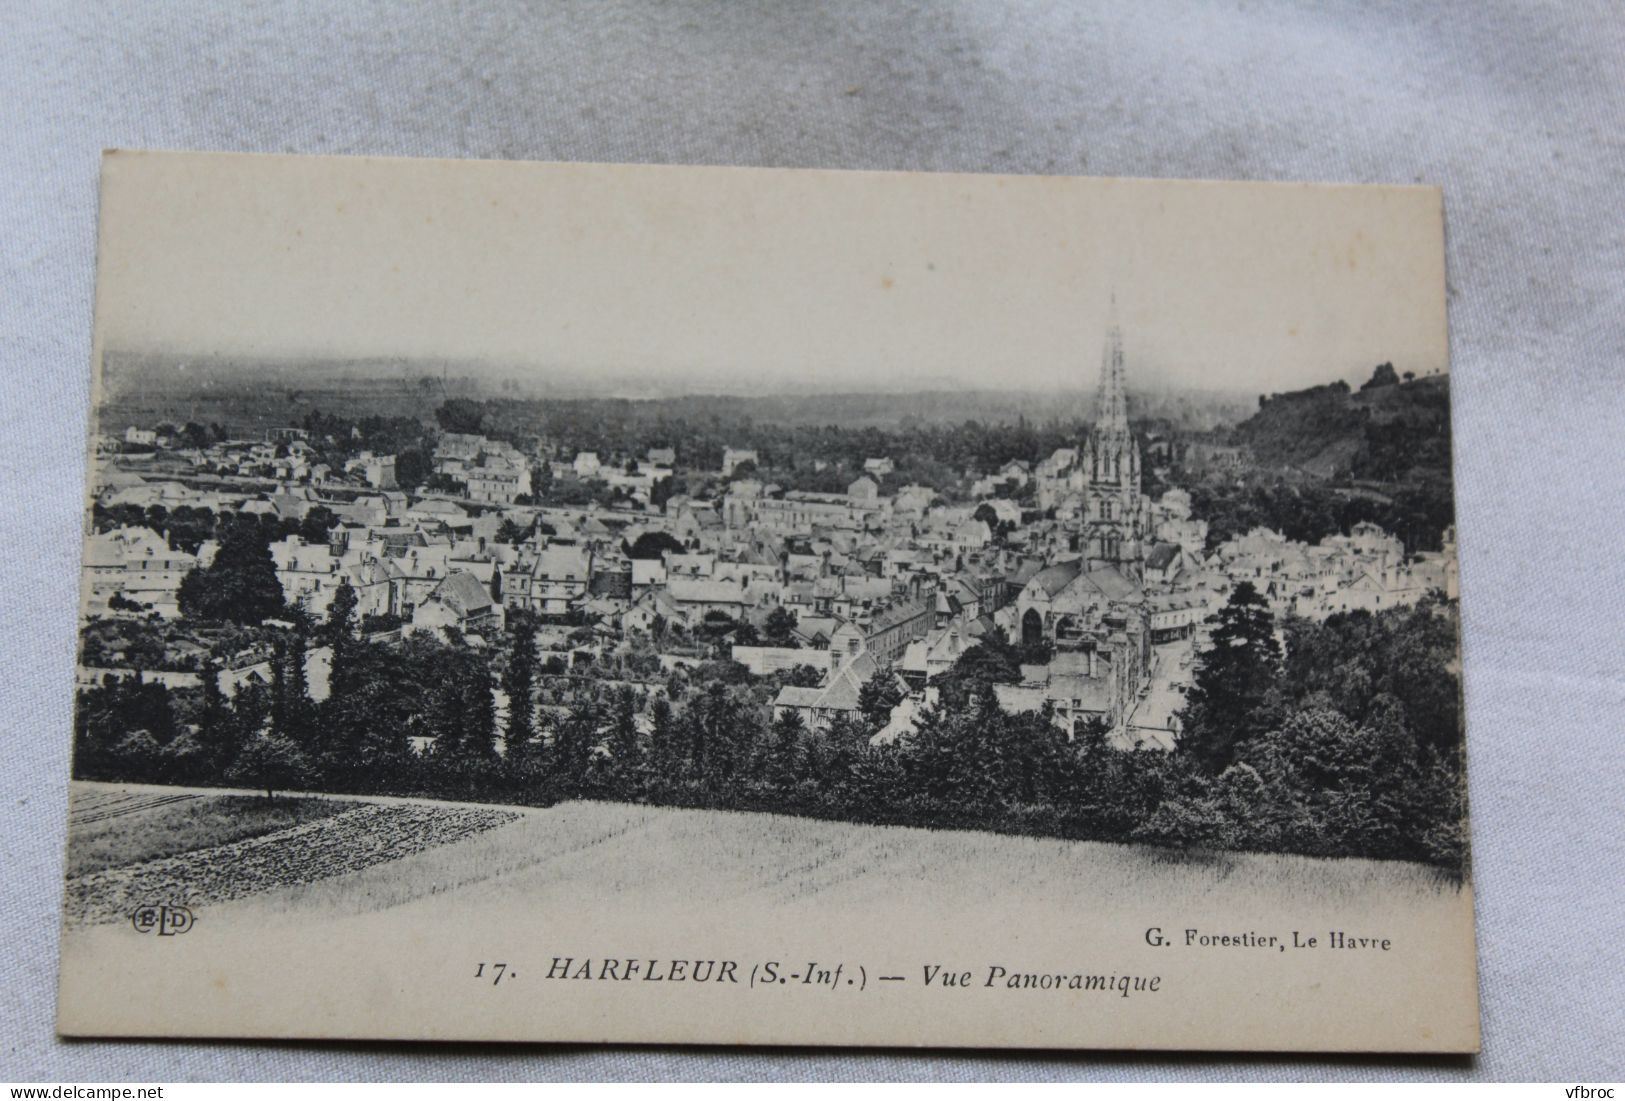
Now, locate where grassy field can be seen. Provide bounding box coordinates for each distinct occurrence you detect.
[210,796,1464,937]
[66,788,350,877]
[64,781,1462,933]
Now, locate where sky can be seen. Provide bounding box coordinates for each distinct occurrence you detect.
[92,151,1449,397]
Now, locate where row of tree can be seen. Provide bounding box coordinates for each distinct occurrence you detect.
[94,502,338,559]
[1184,478,1456,554]
[74,578,1468,872]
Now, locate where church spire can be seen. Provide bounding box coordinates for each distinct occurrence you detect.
[1081,292,1144,577]
[1095,293,1130,438]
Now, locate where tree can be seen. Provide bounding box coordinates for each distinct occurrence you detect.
[460,657,496,758]
[551,697,600,796]
[228,730,311,802]
[326,578,359,639]
[605,685,644,787]
[1133,784,1230,849]
[227,680,272,766]
[628,531,686,561]
[650,476,676,511]
[435,398,485,435]
[781,664,824,688]
[324,578,360,695]
[73,674,175,782]
[298,506,338,545]
[394,446,432,490]
[858,668,904,728]
[934,630,1024,707]
[271,636,290,740]
[766,708,807,788]
[495,517,532,545]
[317,638,417,785]
[111,728,164,781]
[424,654,467,758]
[691,683,747,784]
[1361,362,1400,391]
[763,606,800,647]
[530,463,554,500]
[196,657,231,769]
[269,630,316,749]
[647,695,684,779]
[503,615,539,760]
[1178,582,1282,771]
[430,647,495,761]
[176,519,286,625]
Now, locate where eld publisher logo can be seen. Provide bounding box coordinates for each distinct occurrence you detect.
[129,904,194,937]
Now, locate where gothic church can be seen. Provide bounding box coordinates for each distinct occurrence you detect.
[1081,299,1150,577]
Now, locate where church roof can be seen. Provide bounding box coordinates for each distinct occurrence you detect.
[1008,558,1046,587]
[1080,565,1143,602]
[1027,559,1084,597]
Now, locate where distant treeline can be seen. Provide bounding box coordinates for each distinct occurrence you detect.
[99,347,1255,436]
[1184,479,1455,554]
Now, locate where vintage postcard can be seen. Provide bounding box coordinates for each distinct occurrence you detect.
[58,151,1476,1052]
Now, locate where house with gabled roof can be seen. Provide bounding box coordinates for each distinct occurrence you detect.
[668,577,748,626]
[1144,541,1186,586]
[409,569,503,636]
[898,623,978,687]
[791,614,839,649]
[995,640,1150,745]
[771,650,883,733]
[622,586,684,635]
[82,526,197,620]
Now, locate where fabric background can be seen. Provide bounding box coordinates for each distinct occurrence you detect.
[3,0,1621,1083]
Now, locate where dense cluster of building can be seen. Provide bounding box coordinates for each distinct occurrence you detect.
[83,313,1456,754]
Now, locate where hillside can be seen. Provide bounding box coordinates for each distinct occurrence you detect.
[1236,370,1452,482]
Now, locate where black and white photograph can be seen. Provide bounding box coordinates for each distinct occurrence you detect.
[51,152,1478,1052]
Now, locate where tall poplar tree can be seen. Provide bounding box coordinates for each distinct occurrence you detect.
[461,655,496,758]
[324,578,360,697]
[502,612,538,761]
[197,656,231,770]
[1178,581,1282,771]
